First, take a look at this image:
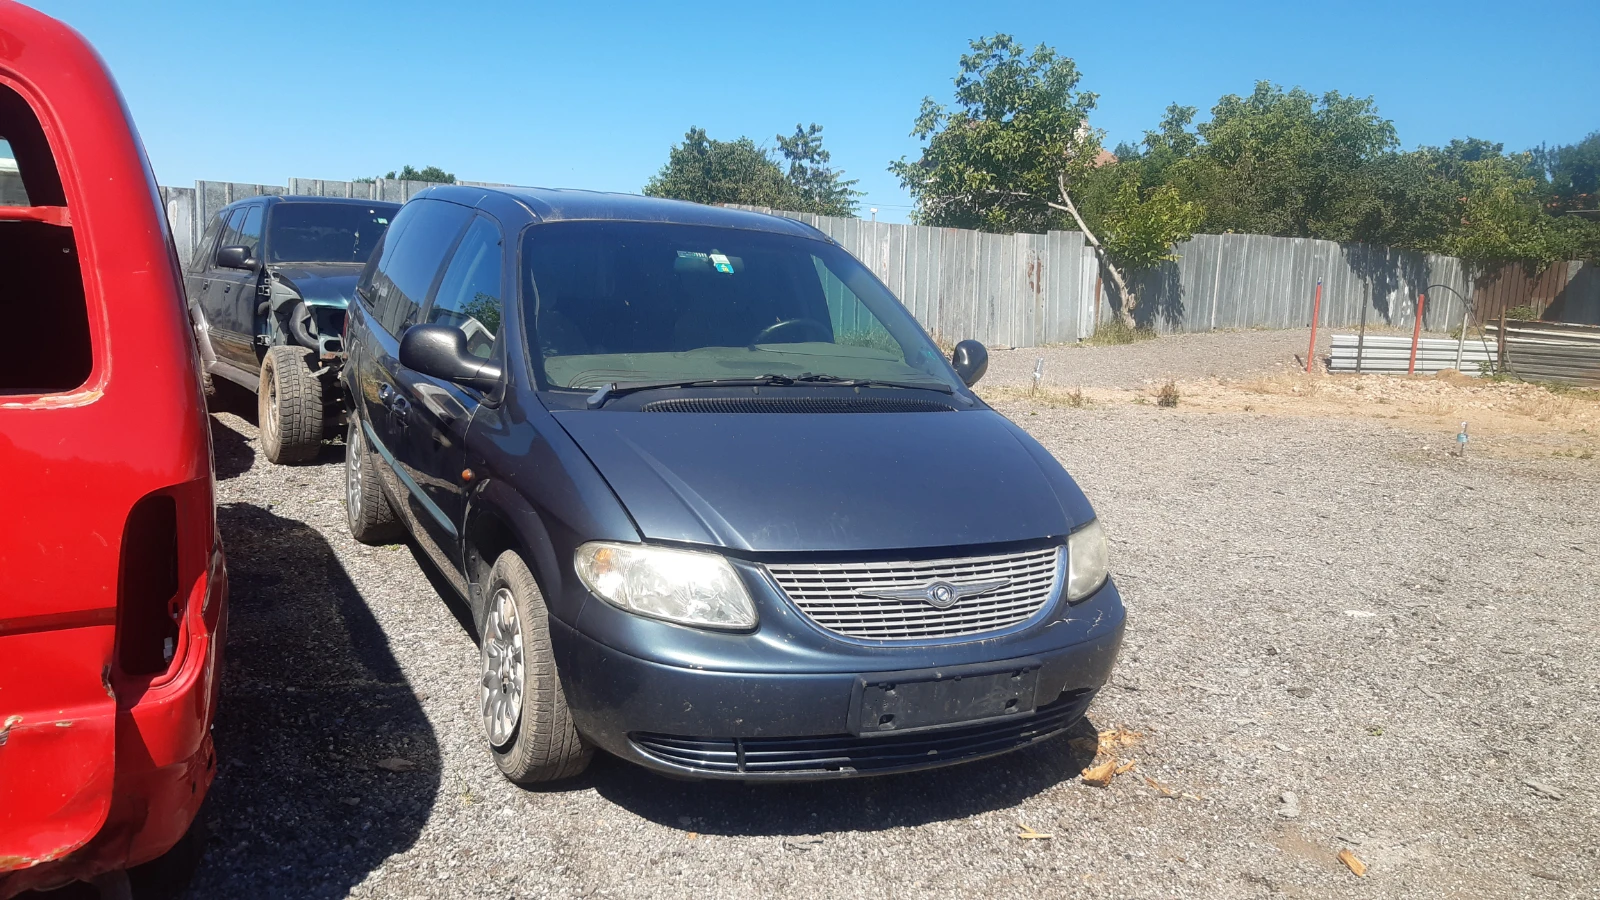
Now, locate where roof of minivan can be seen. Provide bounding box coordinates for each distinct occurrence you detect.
[216,195,402,211]
[421,184,829,240]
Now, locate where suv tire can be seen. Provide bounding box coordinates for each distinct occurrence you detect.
[345,418,403,545]
[481,551,592,783]
[258,345,324,465]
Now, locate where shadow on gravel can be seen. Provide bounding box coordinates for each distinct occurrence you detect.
[581,715,1101,837]
[209,416,253,481]
[184,503,440,899]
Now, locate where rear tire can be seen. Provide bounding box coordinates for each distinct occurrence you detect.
[345,418,403,545]
[481,551,591,784]
[258,345,324,465]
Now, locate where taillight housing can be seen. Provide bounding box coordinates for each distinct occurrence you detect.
[115,478,212,681]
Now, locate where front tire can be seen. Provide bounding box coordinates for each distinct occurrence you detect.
[481,551,591,783]
[258,345,324,465]
[345,418,403,545]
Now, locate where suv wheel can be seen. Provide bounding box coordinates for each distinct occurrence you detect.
[345,418,403,545]
[481,551,591,783]
[258,345,324,465]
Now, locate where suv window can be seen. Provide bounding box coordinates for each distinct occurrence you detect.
[367,199,473,335]
[426,216,503,360]
[217,207,247,260]
[190,212,225,274]
[267,202,397,264]
[0,84,90,393]
[237,204,264,257]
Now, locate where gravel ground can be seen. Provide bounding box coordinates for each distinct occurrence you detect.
[182,346,1599,899]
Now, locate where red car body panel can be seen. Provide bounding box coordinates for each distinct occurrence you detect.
[0,2,226,894]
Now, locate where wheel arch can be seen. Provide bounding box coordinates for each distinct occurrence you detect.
[463,481,572,629]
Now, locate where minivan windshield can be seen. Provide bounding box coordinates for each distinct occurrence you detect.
[523,221,961,393]
[268,202,398,264]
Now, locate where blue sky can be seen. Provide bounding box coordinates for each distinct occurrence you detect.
[29,0,1598,223]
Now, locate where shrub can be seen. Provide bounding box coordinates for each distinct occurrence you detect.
[1156,379,1180,407]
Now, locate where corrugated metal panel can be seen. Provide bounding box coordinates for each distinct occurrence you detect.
[1327,334,1497,375]
[1488,321,1600,386]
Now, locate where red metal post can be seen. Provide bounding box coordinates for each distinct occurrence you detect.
[1408,293,1427,374]
[1305,278,1324,373]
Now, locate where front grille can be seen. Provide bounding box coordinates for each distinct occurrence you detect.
[641,396,957,414]
[765,546,1062,641]
[632,689,1094,776]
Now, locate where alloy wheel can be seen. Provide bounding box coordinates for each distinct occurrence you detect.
[480,587,525,747]
[346,421,363,523]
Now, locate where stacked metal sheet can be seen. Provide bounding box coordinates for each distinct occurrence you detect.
[1487,321,1600,386]
[1327,334,1498,375]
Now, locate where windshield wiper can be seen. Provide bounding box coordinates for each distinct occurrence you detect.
[584,376,789,408]
[583,372,953,408]
[786,373,955,394]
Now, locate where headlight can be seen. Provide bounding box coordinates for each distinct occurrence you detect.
[1066,519,1109,602]
[574,542,756,630]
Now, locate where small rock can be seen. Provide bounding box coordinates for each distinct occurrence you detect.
[376,757,417,773]
[340,797,360,807]
[678,816,694,826]
[783,835,825,851]
[1287,686,1314,699]
[1522,778,1563,800]
[1276,791,1300,819]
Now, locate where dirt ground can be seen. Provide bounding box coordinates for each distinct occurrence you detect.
[173,332,1597,900]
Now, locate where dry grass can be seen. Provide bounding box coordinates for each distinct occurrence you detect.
[983,370,1600,460]
[1155,379,1180,408]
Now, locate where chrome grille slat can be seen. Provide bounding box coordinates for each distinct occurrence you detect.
[766,547,1061,640]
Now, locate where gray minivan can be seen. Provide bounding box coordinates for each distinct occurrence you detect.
[342,185,1126,782]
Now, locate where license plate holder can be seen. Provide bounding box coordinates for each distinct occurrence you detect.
[850,658,1042,737]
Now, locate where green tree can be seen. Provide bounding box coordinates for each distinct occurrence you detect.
[1533,131,1600,213]
[1443,155,1568,275]
[889,34,1099,234]
[891,35,1200,324]
[644,127,794,208]
[776,123,862,216]
[1176,83,1397,239]
[367,164,456,184]
[644,125,860,215]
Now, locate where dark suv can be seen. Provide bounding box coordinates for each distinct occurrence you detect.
[187,195,399,463]
[342,185,1125,783]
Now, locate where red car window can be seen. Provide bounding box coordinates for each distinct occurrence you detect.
[0,82,91,394]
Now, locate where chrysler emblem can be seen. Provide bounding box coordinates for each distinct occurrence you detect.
[858,577,1011,610]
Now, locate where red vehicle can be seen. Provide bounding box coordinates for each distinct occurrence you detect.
[0,3,226,896]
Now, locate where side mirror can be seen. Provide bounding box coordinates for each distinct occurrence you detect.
[951,339,988,387]
[215,245,258,270]
[399,323,503,392]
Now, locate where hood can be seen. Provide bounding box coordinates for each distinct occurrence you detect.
[551,408,1094,553]
[268,262,364,308]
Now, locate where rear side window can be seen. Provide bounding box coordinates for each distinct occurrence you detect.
[0,84,91,393]
[0,138,25,205]
[366,199,473,335]
[426,215,503,360]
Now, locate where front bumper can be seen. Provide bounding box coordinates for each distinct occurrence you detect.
[552,579,1125,780]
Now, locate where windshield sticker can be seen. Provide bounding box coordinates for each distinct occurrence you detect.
[709,252,734,274]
